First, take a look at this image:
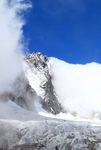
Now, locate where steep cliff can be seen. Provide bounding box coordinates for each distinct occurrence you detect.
[25,52,64,114]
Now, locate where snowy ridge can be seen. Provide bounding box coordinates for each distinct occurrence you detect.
[25,52,64,114]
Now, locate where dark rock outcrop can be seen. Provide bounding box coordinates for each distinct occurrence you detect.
[25,52,65,114]
[0,73,36,111]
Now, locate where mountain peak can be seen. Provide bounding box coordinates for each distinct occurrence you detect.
[25,52,65,114]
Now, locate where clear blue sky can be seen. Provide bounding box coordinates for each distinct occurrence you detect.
[23,0,101,64]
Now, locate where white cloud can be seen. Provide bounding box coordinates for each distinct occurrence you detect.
[49,58,101,119]
[0,0,31,92]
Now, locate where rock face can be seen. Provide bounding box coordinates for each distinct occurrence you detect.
[10,74,37,111]
[0,52,64,120]
[0,73,37,111]
[0,72,42,121]
[25,52,64,114]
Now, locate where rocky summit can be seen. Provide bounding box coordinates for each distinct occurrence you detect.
[25,52,65,114]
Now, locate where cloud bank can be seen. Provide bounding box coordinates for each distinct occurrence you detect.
[49,58,101,119]
[0,0,31,92]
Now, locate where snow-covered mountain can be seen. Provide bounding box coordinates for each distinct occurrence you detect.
[1,0,101,149]
[24,52,101,121]
[1,52,101,150]
[0,52,65,120]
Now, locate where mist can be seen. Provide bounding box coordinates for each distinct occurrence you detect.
[0,0,33,120]
[0,0,31,92]
[49,57,101,119]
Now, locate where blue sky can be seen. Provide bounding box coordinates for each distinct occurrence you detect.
[23,0,101,64]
